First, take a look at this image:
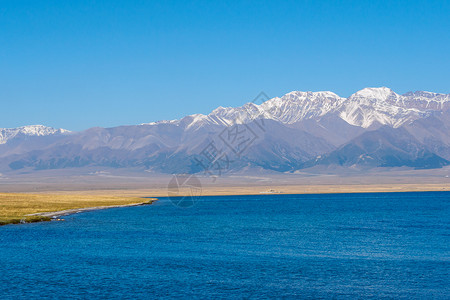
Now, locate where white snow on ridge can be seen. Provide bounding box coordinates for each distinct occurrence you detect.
[141,119,179,126]
[353,87,394,100]
[259,91,345,123]
[2,88,449,147]
[174,87,450,129]
[0,125,69,144]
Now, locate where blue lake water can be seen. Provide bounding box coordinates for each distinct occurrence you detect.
[1,192,449,299]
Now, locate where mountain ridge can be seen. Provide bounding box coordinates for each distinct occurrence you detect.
[142,87,449,130]
[0,125,69,145]
[1,87,449,175]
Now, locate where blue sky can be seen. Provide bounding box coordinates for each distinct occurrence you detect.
[1,0,449,131]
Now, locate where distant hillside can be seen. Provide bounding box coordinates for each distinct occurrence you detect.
[1,87,449,175]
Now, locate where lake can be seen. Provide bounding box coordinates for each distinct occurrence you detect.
[0,192,449,298]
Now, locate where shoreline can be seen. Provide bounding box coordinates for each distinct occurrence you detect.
[0,195,158,226]
[55,183,447,198]
[2,184,449,226]
[26,199,157,219]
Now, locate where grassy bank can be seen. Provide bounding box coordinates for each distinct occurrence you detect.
[0,193,155,226]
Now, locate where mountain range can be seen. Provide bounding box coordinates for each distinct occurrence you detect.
[1,87,449,176]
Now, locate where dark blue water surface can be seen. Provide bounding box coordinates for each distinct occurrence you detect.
[1,192,449,299]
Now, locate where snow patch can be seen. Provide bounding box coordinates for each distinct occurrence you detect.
[0,125,69,144]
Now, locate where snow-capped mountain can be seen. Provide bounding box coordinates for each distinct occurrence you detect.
[0,125,69,144]
[337,88,424,128]
[1,87,449,174]
[149,87,449,130]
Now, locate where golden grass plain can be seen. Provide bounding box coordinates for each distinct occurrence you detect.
[0,193,150,225]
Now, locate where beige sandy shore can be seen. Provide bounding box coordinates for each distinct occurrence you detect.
[36,183,448,198]
[0,169,448,216]
[0,170,449,197]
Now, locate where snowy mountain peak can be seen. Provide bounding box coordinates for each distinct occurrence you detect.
[144,87,449,130]
[257,90,344,124]
[0,125,69,144]
[279,90,342,100]
[352,87,395,100]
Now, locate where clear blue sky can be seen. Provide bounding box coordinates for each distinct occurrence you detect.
[1,0,449,131]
